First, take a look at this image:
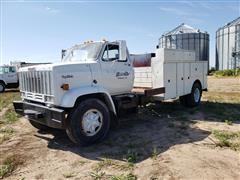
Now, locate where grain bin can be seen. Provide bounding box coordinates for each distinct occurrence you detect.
[216,17,240,70]
[158,23,209,62]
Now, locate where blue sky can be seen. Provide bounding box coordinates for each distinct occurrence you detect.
[0,0,239,67]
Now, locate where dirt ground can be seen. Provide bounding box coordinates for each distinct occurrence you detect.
[0,77,240,180]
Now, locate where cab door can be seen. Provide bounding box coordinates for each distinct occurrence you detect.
[4,67,18,84]
[99,42,133,95]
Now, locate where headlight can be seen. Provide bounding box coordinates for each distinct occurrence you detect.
[45,96,54,102]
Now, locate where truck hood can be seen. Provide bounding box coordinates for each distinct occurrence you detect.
[19,61,97,72]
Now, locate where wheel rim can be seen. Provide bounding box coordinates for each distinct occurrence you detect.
[194,88,200,102]
[82,109,103,136]
[0,84,3,92]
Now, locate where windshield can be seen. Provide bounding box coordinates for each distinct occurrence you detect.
[62,42,103,62]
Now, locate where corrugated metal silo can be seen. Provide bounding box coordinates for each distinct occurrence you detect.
[158,23,209,62]
[216,17,240,70]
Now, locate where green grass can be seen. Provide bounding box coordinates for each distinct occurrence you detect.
[0,155,22,178]
[0,92,20,112]
[125,150,138,163]
[89,171,105,180]
[214,69,240,77]
[224,119,233,125]
[203,92,240,104]
[94,158,116,172]
[0,127,14,144]
[202,102,240,122]
[0,107,20,126]
[0,92,21,143]
[151,147,158,160]
[213,130,240,151]
[0,92,21,127]
[93,158,134,172]
[111,173,137,180]
[91,156,136,179]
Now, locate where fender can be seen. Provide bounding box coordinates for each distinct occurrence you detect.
[60,85,116,114]
[0,78,6,86]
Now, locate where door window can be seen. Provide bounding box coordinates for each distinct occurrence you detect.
[0,67,11,74]
[9,67,16,73]
[102,44,119,61]
[3,67,10,73]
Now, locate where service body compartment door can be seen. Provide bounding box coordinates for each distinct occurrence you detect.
[184,63,191,95]
[203,62,208,89]
[191,63,203,77]
[177,63,184,96]
[163,63,176,99]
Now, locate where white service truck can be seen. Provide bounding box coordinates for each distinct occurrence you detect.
[13,40,207,145]
[0,65,19,92]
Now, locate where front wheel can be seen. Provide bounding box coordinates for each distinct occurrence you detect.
[66,98,111,146]
[0,82,5,93]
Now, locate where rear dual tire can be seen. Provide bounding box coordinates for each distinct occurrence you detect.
[66,98,110,146]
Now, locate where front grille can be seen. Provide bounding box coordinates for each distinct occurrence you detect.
[19,71,53,96]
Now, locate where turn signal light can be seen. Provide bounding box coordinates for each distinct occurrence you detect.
[61,84,69,90]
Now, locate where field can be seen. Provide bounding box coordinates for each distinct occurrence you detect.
[0,77,240,180]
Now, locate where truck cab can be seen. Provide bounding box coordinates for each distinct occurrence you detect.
[13,40,137,145]
[61,40,134,95]
[0,65,19,93]
[13,40,207,146]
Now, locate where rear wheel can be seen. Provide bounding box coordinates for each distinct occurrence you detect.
[66,98,110,146]
[179,95,187,106]
[186,82,202,107]
[29,120,50,131]
[0,82,5,93]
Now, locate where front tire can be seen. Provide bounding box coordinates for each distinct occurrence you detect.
[0,82,5,93]
[66,98,111,146]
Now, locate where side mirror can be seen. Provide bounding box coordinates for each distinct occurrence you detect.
[119,40,127,61]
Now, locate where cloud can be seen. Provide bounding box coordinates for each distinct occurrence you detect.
[45,6,60,14]
[159,7,189,16]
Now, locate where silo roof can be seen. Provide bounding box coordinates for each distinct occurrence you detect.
[164,23,205,36]
[221,17,240,29]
